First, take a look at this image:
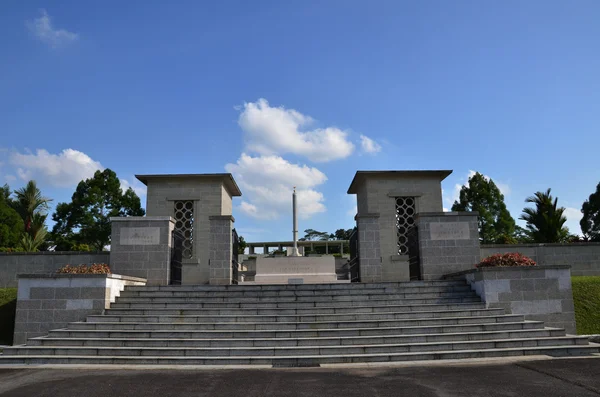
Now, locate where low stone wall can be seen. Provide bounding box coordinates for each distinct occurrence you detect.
[416,212,480,280]
[13,273,146,345]
[481,243,600,277]
[0,252,110,289]
[446,265,576,334]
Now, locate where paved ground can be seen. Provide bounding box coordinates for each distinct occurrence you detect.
[0,357,599,396]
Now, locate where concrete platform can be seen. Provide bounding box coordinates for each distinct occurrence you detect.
[1,357,600,396]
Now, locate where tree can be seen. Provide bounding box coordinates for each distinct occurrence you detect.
[238,235,247,254]
[51,169,145,250]
[334,228,355,240]
[0,184,23,248]
[12,181,51,251]
[520,188,569,243]
[299,229,330,241]
[451,172,516,244]
[581,182,600,242]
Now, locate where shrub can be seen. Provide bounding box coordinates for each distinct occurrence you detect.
[70,244,92,252]
[0,247,24,253]
[57,263,111,274]
[332,253,343,258]
[247,256,257,260]
[476,253,536,268]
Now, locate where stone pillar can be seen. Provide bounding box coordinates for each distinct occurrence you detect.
[249,246,255,255]
[110,216,175,285]
[208,215,234,285]
[415,212,480,280]
[356,213,382,283]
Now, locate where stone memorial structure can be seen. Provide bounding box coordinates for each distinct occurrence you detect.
[252,256,345,284]
[135,173,242,285]
[347,170,454,282]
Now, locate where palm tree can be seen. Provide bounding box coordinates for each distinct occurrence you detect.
[13,181,52,251]
[520,188,569,243]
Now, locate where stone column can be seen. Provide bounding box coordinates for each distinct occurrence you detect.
[110,216,175,285]
[249,246,255,255]
[208,215,234,285]
[415,212,480,280]
[356,213,382,283]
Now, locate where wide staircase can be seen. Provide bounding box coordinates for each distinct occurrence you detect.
[2,280,598,366]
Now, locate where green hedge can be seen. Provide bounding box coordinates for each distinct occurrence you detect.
[0,288,17,345]
[572,276,600,335]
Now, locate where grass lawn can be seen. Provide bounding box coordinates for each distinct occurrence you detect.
[572,276,600,335]
[0,288,17,345]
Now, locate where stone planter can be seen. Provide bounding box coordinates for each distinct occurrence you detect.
[14,273,146,345]
[445,265,576,334]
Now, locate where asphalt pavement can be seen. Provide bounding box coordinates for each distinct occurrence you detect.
[0,357,599,397]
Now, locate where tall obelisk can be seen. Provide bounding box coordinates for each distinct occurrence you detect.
[291,187,301,256]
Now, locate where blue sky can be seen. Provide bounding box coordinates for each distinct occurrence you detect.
[1,1,599,242]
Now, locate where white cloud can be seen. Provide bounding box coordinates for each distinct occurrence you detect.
[26,9,78,48]
[238,99,354,162]
[10,148,103,187]
[225,153,327,220]
[443,207,450,212]
[359,135,382,154]
[564,207,583,235]
[347,205,358,217]
[446,170,511,207]
[120,178,147,198]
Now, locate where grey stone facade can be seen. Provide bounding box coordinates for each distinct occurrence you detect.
[481,243,600,277]
[416,212,480,280]
[0,252,109,288]
[355,214,382,283]
[208,215,234,285]
[348,170,452,282]
[109,217,175,285]
[136,174,241,284]
[450,266,576,334]
[13,273,146,345]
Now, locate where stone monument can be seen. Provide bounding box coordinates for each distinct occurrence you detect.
[249,188,346,284]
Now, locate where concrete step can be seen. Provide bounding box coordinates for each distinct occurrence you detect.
[124,280,469,293]
[68,314,525,331]
[114,291,476,303]
[4,336,589,357]
[104,302,488,317]
[109,296,482,309]
[2,345,598,366]
[120,285,474,298]
[27,328,568,348]
[87,308,507,324]
[45,321,545,339]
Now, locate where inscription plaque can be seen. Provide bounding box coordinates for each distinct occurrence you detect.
[120,227,160,245]
[430,222,470,240]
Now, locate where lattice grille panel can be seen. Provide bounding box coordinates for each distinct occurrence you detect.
[174,200,194,259]
[395,197,416,254]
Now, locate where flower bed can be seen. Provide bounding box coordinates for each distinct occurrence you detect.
[476,252,536,268]
[56,263,111,274]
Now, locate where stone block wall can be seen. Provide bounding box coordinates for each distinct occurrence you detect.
[14,274,146,345]
[208,215,234,285]
[481,243,600,277]
[0,252,110,288]
[110,217,175,285]
[453,266,576,334]
[356,214,382,283]
[416,212,480,279]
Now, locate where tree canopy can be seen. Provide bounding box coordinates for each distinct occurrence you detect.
[451,172,516,243]
[520,188,569,243]
[0,184,24,248]
[581,182,600,242]
[51,169,145,250]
